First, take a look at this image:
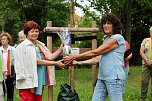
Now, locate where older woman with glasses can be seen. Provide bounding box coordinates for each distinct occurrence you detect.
[0,32,15,101]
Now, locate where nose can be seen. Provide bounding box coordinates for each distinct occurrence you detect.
[103,24,108,28]
[104,23,108,26]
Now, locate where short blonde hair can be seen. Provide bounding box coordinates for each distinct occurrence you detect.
[18,30,26,37]
[0,32,12,43]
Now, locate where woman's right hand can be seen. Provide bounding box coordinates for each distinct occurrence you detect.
[146,60,152,67]
[3,71,7,80]
[72,60,79,65]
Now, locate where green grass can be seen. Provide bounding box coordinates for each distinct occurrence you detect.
[7,66,152,101]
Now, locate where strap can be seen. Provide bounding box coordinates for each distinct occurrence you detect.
[7,50,10,75]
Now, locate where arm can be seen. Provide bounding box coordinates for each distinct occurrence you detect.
[45,43,63,60]
[124,41,132,61]
[64,38,118,64]
[140,45,149,65]
[73,56,100,65]
[124,52,132,62]
[37,57,65,68]
[75,39,118,59]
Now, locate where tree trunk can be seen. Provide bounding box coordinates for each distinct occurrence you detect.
[125,0,132,44]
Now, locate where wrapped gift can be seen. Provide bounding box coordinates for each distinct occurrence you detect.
[57,28,71,57]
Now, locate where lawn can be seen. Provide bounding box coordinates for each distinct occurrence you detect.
[9,66,152,101]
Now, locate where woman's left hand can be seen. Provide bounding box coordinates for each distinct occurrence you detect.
[56,60,66,69]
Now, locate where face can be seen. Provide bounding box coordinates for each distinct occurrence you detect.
[1,35,9,46]
[103,22,113,35]
[19,35,26,42]
[27,29,39,43]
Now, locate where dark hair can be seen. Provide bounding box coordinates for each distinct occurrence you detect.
[23,21,40,35]
[101,14,122,34]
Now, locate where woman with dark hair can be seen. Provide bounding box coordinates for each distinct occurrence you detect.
[63,14,126,101]
[14,21,65,101]
[0,32,15,101]
[101,14,122,34]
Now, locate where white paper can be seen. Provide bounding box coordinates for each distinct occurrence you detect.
[71,48,79,55]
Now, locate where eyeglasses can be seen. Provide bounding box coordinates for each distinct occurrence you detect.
[1,38,8,41]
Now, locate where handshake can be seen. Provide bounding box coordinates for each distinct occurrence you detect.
[57,54,77,69]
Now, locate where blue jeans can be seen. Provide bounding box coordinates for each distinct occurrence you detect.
[92,79,124,101]
[123,66,129,79]
[123,66,129,92]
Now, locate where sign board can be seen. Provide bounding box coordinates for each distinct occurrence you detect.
[71,48,79,55]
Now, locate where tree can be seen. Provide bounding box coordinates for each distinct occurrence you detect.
[74,11,103,48]
[75,0,152,65]
[0,0,70,44]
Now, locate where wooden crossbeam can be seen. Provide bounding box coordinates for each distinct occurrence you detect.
[44,27,100,33]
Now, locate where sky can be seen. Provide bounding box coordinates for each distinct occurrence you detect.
[75,0,101,17]
[75,7,84,16]
[75,0,90,16]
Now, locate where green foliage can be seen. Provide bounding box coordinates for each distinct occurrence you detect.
[78,17,93,27]
[0,0,70,46]
[75,15,93,48]
[130,0,152,65]
[0,0,21,24]
[137,0,152,8]
[74,13,103,48]
[43,1,70,27]
[75,0,152,65]
[89,0,126,15]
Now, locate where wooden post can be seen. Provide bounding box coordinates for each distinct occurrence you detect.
[70,0,75,27]
[69,0,75,93]
[69,64,74,93]
[92,21,97,91]
[46,21,53,101]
